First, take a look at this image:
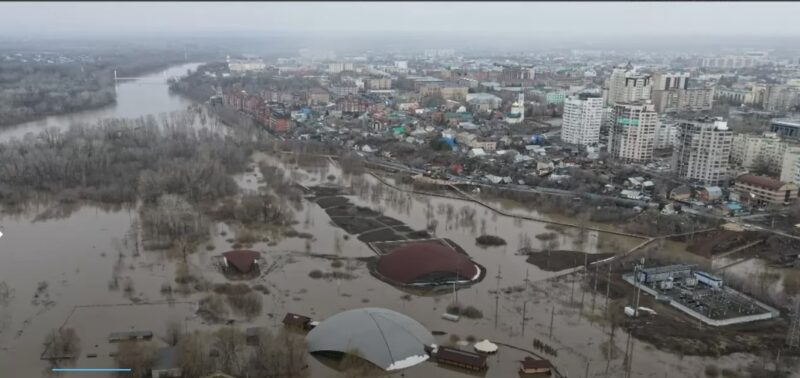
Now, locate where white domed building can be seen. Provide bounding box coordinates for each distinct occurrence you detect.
[306,308,434,371]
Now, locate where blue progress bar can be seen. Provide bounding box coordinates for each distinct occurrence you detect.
[52,368,131,372]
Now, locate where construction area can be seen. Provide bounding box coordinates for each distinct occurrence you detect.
[622,264,779,326]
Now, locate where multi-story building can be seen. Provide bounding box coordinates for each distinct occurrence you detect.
[699,56,758,69]
[307,88,331,105]
[327,62,354,74]
[651,72,714,113]
[607,101,659,162]
[419,82,469,101]
[771,118,800,140]
[780,146,800,184]
[652,72,691,91]
[764,85,800,112]
[545,90,566,105]
[561,94,604,146]
[498,64,535,86]
[606,64,652,106]
[329,83,359,97]
[654,118,678,149]
[734,174,798,205]
[365,77,392,91]
[672,117,733,186]
[731,132,789,173]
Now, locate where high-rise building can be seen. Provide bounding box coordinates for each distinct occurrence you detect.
[562,94,604,146]
[780,146,800,184]
[654,118,678,149]
[651,72,714,113]
[731,132,789,174]
[608,102,658,162]
[673,117,733,186]
[653,72,690,91]
[606,64,652,106]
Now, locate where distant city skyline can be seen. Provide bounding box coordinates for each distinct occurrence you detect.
[1,2,800,38]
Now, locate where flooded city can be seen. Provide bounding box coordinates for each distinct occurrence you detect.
[3,4,800,377]
[0,66,795,377]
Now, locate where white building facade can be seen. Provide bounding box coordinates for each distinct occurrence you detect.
[672,118,733,186]
[608,102,659,162]
[606,65,652,106]
[562,94,604,146]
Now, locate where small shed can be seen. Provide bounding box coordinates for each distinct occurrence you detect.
[152,347,182,378]
[283,313,313,330]
[520,356,552,375]
[221,250,260,274]
[434,346,487,371]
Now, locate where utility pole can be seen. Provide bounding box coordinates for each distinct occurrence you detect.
[788,296,800,349]
[495,265,502,329]
[522,301,527,337]
[549,304,555,340]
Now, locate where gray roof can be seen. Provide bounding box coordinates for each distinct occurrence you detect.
[306,307,433,371]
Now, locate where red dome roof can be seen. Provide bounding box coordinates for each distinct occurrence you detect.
[376,242,479,285]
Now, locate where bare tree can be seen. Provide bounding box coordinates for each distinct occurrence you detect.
[115,341,158,378]
[43,328,80,361]
[177,331,214,378]
[213,327,246,376]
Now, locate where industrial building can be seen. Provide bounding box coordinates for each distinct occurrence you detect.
[624,265,778,326]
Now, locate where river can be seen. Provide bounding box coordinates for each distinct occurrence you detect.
[0,62,202,143]
[0,63,796,377]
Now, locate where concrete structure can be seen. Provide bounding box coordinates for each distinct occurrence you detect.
[672,117,733,186]
[606,64,652,106]
[608,102,658,162]
[734,174,799,205]
[306,308,434,371]
[731,132,788,173]
[771,118,800,140]
[780,146,800,183]
[562,94,604,146]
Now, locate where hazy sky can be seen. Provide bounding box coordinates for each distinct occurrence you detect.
[1,2,800,37]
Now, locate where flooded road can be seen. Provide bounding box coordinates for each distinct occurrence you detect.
[0,67,797,377]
